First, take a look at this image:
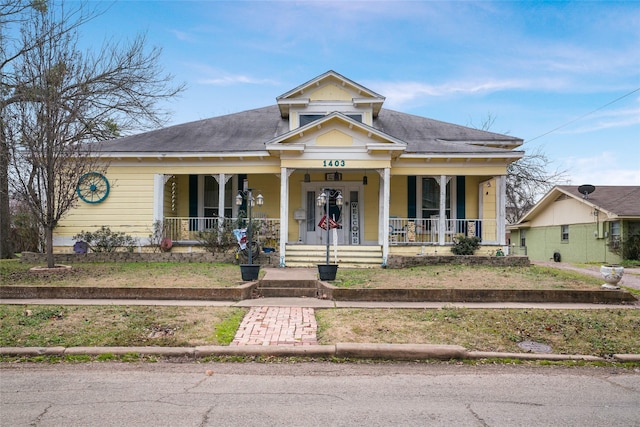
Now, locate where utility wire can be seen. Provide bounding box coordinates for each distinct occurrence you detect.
[526,87,640,143]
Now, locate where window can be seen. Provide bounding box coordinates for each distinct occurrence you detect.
[561,225,569,242]
[610,221,621,240]
[299,113,362,127]
[299,115,324,126]
[520,229,526,247]
[204,176,233,218]
[421,177,450,219]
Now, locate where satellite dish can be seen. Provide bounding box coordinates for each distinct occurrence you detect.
[578,184,596,199]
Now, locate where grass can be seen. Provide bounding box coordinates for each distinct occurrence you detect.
[0,305,247,347]
[332,264,604,290]
[316,307,640,356]
[1,260,246,288]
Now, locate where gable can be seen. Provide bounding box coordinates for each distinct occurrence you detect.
[316,129,354,147]
[308,82,356,102]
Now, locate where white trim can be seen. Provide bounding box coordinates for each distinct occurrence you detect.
[153,174,164,224]
[381,168,391,265]
[279,167,289,266]
[497,175,506,245]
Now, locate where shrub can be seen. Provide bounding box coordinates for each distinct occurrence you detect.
[73,226,137,253]
[451,235,481,255]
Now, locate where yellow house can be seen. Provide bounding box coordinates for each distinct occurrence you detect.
[56,71,524,266]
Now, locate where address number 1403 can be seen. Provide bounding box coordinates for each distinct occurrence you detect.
[323,160,346,167]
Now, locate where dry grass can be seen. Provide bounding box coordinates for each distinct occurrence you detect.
[2,260,604,290]
[0,305,247,347]
[334,264,604,290]
[1,260,247,288]
[316,307,640,356]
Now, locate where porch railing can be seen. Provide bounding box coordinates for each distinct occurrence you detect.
[163,216,495,247]
[388,217,497,245]
[163,217,280,249]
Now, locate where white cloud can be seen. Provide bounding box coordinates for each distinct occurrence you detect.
[369,78,563,109]
[560,105,640,134]
[186,64,280,87]
[563,152,640,186]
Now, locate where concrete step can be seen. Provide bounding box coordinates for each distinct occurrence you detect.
[256,287,319,298]
[258,279,318,289]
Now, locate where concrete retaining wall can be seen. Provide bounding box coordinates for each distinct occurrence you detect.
[321,285,636,304]
[0,283,256,301]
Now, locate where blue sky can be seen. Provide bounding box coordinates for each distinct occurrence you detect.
[82,0,639,186]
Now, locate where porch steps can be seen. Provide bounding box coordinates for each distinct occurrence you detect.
[285,245,383,268]
[256,279,319,298]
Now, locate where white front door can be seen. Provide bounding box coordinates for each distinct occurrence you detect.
[301,183,362,245]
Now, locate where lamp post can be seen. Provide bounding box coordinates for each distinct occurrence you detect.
[316,188,342,279]
[236,186,264,280]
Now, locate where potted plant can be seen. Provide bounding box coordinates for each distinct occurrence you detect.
[236,184,264,282]
[316,189,342,281]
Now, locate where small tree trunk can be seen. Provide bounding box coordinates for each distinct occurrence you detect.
[45,226,55,268]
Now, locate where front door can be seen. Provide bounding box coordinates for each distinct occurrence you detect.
[302,183,362,245]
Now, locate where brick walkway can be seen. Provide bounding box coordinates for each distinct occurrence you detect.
[230,306,318,346]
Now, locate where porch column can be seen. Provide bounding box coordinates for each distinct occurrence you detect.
[438,175,447,245]
[153,174,165,224]
[381,167,391,266]
[279,167,290,267]
[216,174,226,219]
[497,175,506,245]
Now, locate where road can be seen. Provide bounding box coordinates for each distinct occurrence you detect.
[1,362,639,426]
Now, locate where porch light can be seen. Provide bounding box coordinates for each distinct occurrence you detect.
[304,171,311,183]
[316,192,326,206]
[362,171,368,186]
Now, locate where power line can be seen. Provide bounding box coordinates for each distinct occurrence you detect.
[526,87,640,143]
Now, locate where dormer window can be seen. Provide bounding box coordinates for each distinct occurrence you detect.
[299,114,362,127]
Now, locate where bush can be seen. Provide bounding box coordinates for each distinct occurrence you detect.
[623,233,640,261]
[451,235,481,255]
[73,226,137,253]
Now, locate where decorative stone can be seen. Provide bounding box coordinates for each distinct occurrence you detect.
[600,264,624,290]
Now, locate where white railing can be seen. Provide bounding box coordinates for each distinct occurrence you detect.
[163,217,280,248]
[388,218,497,245]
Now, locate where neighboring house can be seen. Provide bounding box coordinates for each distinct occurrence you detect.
[509,185,640,264]
[56,70,524,266]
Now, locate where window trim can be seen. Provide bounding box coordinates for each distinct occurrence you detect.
[560,224,569,242]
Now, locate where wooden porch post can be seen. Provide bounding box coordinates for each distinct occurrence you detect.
[153,174,165,225]
[438,175,447,245]
[279,167,290,267]
[497,175,506,245]
[381,167,391,266]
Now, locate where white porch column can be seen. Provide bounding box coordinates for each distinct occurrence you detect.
[497,175,507,245]
[153,174,165,224]
[279,167,290,267]
[216,174,226,219]
[381,167,391,266]
[438,175,447,245]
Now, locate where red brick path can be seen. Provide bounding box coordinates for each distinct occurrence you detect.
[230,306,318,346]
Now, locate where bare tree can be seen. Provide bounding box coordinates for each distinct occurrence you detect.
[4,1,184,267]
[469,113,567,224]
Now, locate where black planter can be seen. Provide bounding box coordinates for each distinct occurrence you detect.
[240,264,260,281]
[318,264,338,281]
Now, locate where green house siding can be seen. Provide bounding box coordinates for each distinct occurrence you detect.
[521,224,621,264]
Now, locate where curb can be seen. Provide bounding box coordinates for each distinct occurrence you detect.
[2,345,639,363]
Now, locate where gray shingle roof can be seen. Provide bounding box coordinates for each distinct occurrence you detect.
[97,104,522,155]
[557,185,640,217]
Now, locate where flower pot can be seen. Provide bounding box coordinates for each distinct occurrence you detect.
[240,264,260,281]
[318,264,338,281]
[600,264,624,289]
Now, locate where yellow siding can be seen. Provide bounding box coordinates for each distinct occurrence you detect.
[465,176,480,218]
[531,197,594,227]
[57,166,155,238]
[308,83,353,101]
[389,176,407,217]
[316,129,354,146]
